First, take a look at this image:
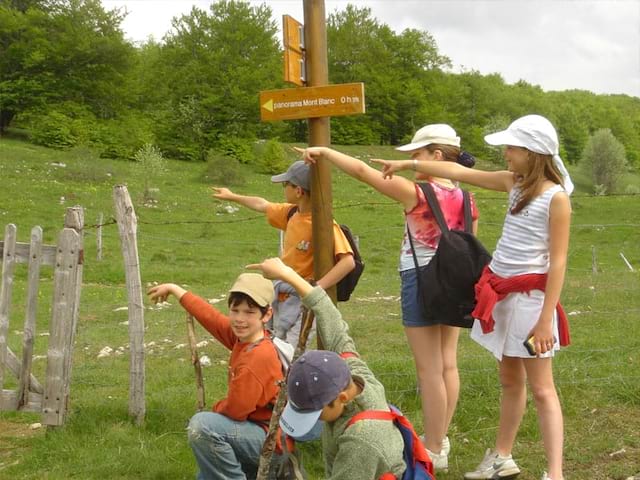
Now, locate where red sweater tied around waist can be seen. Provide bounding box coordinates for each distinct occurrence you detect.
[471,266,570,346]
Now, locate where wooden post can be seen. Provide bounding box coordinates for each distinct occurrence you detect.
[96,212,103,261]
[186,314,205,411]
[0,224,17,393]
[113,186,146,425]
[17,227,43,409]
[42,225,81,426]
[61,207,84,413]
[304,0,333,351]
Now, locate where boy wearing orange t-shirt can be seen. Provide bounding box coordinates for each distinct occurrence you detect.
[213,161,355,347]
[148,273,282,480]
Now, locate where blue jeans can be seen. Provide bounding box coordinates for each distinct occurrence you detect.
[400,268,429,327]
[187,412,281,480]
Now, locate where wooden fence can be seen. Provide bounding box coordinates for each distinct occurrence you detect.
[0,207,84,426]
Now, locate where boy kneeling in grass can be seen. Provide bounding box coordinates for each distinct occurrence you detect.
[247,258,406,480]
[148,273,282,480]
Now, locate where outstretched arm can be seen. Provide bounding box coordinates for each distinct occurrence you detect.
[147,283,187,303]
[247,258,313,297]
[212,187,270,213]
[296,146,418,210]
[372,158,515,193]
[247,258,357,355]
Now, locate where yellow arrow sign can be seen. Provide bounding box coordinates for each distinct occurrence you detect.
[262,99,273,112]
[259,83,365,122]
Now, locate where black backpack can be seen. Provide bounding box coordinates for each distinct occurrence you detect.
[286,207,364,302]
[407,183,491,328]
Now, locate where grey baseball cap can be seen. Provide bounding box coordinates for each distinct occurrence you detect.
[271,161,310,191]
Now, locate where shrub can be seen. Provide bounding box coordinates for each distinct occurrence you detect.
[581,128,627,194]
[215,135,255,165]
[134,143,166,201]
[256,139,292,174]
[202,149,245,186]
[27,110,77,149]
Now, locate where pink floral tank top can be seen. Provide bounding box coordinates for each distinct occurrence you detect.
[399,182,479,271]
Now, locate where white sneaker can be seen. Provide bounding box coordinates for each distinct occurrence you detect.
[442,435,451,456]
[426,447,448,471]
[464,448,521,480]
[418,434,450,456]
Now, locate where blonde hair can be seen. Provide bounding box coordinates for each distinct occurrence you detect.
[511,151,564,214]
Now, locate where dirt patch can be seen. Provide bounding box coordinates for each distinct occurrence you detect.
[0,418,42,470]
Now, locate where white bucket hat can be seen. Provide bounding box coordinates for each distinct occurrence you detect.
[396,124,460,151]
[485,114,574,194]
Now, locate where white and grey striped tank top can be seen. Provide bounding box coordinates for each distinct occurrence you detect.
[490,184,565,277]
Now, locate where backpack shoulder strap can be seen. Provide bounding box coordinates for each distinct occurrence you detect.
[417,183,448,233]
[286,205,299,222]
[347,409,397,428]
[462,190,473,234]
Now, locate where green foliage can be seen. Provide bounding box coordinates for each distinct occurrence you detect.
[215,135,256,165]
[255,138,291,174]
[151,0,282,160]
[202,148,246,186]
[134,143,166,201]
[25,109,77,149]
[580,128,628,194]
[0,0,134,133]
[92,113,155,160]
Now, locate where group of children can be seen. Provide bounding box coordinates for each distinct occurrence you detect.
[147,114,572,480]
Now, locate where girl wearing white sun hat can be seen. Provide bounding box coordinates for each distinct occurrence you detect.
[374,114,571,480]
[298,125,480,472]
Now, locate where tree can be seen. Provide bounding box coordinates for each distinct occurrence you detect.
[0,0,134,134]
[327,5,450,144]
[154,0,282,160]
[581,128,627,194]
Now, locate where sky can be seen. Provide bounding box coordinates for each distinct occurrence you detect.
[103,0,640,97]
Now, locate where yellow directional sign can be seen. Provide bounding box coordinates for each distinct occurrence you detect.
[260,83,365,122]
[283,15,305,86]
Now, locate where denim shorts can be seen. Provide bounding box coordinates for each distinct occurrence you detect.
[400,268,429,327]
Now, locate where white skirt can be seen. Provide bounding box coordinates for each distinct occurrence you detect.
[470,290,559,361]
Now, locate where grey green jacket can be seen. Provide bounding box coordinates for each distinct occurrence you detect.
[302,287,405,480]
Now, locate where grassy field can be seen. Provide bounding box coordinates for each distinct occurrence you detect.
[0,136,638,480]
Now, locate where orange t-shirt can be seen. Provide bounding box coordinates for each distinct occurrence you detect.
[180,292,282,425]
[266,203,353,280]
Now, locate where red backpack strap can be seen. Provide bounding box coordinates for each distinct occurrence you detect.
[339,352,358,360]
[347,408,397,427]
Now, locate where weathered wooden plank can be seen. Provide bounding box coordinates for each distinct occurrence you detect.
[41,228,80,426]
[113,186,145,425]
[1,388,42,413]
[0,241,56,266]
[0,224,17,393]
[5,346,44,394]
[17,227,43,410]
[62,207,84,415]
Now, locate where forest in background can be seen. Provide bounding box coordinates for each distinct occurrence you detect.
[1,0,639,187]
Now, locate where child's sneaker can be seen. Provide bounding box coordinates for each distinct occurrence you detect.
[541,472,563,480]
[418,434,450,456]
[442,435,451,456]
[425,447,448,471]
[464,448,521,479]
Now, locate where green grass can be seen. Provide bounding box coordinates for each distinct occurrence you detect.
[0,136,639,479]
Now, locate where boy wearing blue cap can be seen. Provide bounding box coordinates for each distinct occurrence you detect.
[213,161,355,348]
[247,258,406,480]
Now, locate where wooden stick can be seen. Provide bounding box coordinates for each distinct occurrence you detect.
[186,313,206,411]
[256,307,315,480]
